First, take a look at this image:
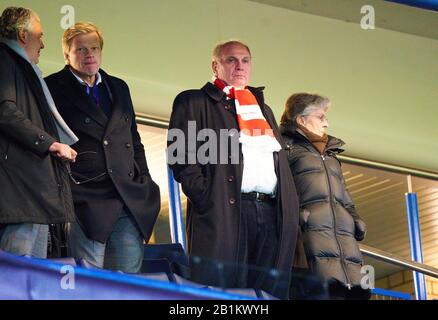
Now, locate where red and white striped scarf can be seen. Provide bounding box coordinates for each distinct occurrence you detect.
[213,78,280,194]
[213,78,281,150]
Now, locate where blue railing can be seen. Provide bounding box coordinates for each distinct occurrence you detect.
[386,0,438,12]
[166,166,186,251]
[371,288,412,300]
[0,249,258,300]
[405,192,427,300]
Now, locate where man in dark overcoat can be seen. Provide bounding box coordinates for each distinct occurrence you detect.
[45,22,160,273]
[0,7,78,258]
[167,40,299,298]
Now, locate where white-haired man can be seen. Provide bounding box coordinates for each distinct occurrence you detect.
[167,40,300,298]
[0,7,78,258]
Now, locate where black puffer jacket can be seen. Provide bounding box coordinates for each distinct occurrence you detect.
[280,123,367,291]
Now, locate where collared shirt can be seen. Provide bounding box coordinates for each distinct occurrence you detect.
[70,69,102,106]
[70,69,102,88]
[69,68,112,118]
[240,134,279,196]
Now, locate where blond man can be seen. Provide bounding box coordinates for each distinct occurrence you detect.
[45,22,160,273]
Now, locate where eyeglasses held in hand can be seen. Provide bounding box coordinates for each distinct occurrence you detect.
[65,151,107,185]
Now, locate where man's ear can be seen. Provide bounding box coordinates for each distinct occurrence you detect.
[211,60,218,77]
[17,29,28,45]
[63,51,70,65]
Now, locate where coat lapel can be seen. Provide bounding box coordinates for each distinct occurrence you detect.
[58,67,108,128]
[100,71,125,137]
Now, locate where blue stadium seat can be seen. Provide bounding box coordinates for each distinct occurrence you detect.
[134,272,171,282]
[141,258,175,279]
[143,243,190,278]
[172,273,204,287]
[48,257,77,266]
[76,258,100,269]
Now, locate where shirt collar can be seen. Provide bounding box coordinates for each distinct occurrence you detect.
[69,68,102,87]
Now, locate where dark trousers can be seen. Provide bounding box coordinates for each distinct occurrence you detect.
[237,198,280,294]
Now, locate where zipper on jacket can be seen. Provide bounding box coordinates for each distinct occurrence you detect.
[320,153,352,289]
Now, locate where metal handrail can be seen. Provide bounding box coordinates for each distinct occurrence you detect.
[134,114,438,180]
[360,244,438,279]
[136,114,169,129]
[337,155,438,180]
[133,115,438,282]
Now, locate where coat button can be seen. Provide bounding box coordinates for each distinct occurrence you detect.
[229,198,236,205]
[108,168,113,173]
[228,176,234,182]
[39,134,45,141]
[103,140,109,146]
[84,117,91,124]
[224,105,231,110]
[126,143,131,148]
[128,172,134,177]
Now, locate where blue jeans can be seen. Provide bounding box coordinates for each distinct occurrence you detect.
[67,211,144,273]
[0,223,48,258]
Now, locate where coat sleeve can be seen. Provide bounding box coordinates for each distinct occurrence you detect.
[0,56,57,157]
[167,92,210,209]
[341,174,367,241]
[124,82,150,179]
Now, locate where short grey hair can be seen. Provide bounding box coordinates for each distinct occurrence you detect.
[0,7,39,40]
[299,104,329,117]
[280,93,331,126]
[212,40,251,61]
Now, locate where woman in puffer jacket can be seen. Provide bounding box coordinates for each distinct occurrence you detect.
[279,93,370,300]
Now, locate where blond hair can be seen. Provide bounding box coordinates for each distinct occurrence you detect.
[62,22,103,54]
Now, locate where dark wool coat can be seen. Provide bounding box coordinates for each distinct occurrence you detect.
[168,82,300,290]
[45,67,160,243]
[280,122,367,291]
[0,44,75,224]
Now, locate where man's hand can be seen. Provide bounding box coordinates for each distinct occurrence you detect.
[48,142,77,162]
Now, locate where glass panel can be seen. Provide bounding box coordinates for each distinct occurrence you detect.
[137,124,180,243]
[136,123,437,299]
[341,163,411,278]
[342,163,412,257]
